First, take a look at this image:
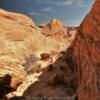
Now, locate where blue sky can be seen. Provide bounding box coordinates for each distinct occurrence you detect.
[0,0,95,26]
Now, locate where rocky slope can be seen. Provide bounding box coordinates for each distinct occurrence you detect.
[0,9,76,99]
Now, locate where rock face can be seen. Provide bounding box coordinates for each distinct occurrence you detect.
[11,51,76,100]
[0,0,99,99]
[0,9,76,98]
[70,0,100,100]
[0,9,36,88]
[6,0,99,99]
[40,19,64,36]
[40,19,76,40]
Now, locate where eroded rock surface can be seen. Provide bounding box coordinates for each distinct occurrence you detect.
[40,19,76,42]
[0,9,76,99]
[70,0,100,100]
[16,0,100,100]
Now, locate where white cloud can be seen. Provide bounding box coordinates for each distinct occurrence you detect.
[57,1,72,6]
[33,0,85,7]
[57,0,85,7]
[29,12,45,16]
[41,7,53,11]
[75,0,85,7]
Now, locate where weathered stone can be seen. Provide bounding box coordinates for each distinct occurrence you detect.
[70,0,100,100]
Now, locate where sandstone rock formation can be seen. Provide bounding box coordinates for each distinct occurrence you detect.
[13,0,100,100]
[40,18,64,36]
[70,0,100,99]
[0,9,76,99]
[0,0,98,99]
[40,19,76,41]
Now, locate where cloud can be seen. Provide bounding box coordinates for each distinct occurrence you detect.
[57,0,85,7]
[29,12,45,16]
[75,0,85,7]
[35,0,85,7]
[57,1,72,6]
[41,7,53,11]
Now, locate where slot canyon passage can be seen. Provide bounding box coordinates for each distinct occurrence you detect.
[0,0,99,100]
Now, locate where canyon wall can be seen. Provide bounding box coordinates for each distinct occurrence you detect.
[71,0,100,99]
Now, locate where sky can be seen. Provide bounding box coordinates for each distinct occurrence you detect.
[0,0,95,26]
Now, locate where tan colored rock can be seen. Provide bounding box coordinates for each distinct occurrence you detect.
[0,7,79,100]
[40,18,64,36]
[0,9,35,26]
[0,9,76,98]
[0,9,39,89]
[40,19,77,44]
